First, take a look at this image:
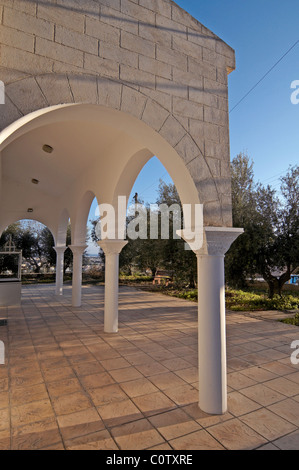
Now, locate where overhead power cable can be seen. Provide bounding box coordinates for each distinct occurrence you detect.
[230,39,299,114]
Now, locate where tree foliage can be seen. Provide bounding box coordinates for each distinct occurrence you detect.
[226,153,299,297]
[0,221,73,274]
[90,180,197,287]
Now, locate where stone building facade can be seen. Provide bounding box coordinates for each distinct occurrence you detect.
[0,0,243,415]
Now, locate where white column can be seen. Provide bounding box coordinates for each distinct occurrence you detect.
[197,227,243,414]
[178,226,243,415]
[54,246,66,296]
[69,245,86,308]
[97,240,128,333]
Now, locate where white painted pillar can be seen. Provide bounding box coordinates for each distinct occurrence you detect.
[178,226,243,415]
[97,240,128,333]
[196,227,243,414]
[69,245,87,308]
[54,246,66,296]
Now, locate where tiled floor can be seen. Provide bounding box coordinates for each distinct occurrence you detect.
[0,284,299,450]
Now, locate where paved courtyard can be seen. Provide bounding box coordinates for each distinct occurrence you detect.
[0,284,299,450]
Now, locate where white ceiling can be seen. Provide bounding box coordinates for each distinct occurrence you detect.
[2,119,128,198]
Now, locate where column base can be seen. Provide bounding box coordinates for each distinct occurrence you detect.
[98,240,128,334]
[178,226,244,415]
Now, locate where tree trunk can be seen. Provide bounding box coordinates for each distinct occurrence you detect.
[150,266,157,277]
[30,257,40,274]
[266,269,291,298]
[267,278,280,299]
[188,271,196,289]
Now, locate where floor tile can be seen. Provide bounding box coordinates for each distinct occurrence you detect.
[227,371,257,390]
[265,377,299,398]
[72,361,105,377]
[108,366,143,383]
[227,391,261,416]
[57,407,104,440]
[47,378,83,398]
[0,391,9,409]
[149,408,201,440]
[273,430,299,450]
[66,430,118,450]
[170,429,225,450]
[11,400,54,428]
[12,418,62,450]
[100,357,131,371]
[3,284,299,450]
[269,398,299,426]
[132,391,176,417]
[148,372,186,390]
[241,366,278,383]
[88,384,128,407]
[80,372,115,390]
[0,430,10,450]
[42,366,76,383]
[208,418,267,450]
[97,399,143,427]
[135,361,170,377]
[111,419,165,450]
[240,408,296,440]
[120,378,159,398]
[0,409,10,431]
[239,383,285,406]
[52,392,92,417]
[163,384,198,406]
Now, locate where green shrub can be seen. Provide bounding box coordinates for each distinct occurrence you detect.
[165,287,299,312]
[226,289,299,311]
[119,274,153,284]
[281,313,299,326]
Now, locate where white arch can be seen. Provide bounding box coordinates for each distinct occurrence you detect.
[56,208,71,247]
[72,190,97,246]
[0,217,56,244]
[0,104,201,210]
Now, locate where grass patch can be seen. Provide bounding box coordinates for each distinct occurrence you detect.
[226,289,299,312]
[149,286,299,313]
[280,313,299,326]
[119,274,153,284]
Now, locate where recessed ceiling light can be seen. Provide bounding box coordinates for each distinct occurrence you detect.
[42,144,54,154]
[31,179,39,185]
[27,208,33,213]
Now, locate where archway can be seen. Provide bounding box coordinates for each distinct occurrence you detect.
[0,0,241,420]
[0,101,242,416]
[70,190,99,307]
[54,209,72,297]
[0,219,56,306]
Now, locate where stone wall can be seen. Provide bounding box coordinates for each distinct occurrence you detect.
[0,0,235,226]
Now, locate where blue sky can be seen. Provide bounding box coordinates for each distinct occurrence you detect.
[177,0,299,191]
[88,0,299,252]
[131,0,299,197]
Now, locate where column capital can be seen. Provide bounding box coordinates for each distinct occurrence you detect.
[54,246,67,255]
[177,227,243,256]
[199,227,244,257]
[97,239,128,255]
[69,245,87,255]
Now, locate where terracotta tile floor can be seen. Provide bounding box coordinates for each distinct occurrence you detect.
[0,284,299,450]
